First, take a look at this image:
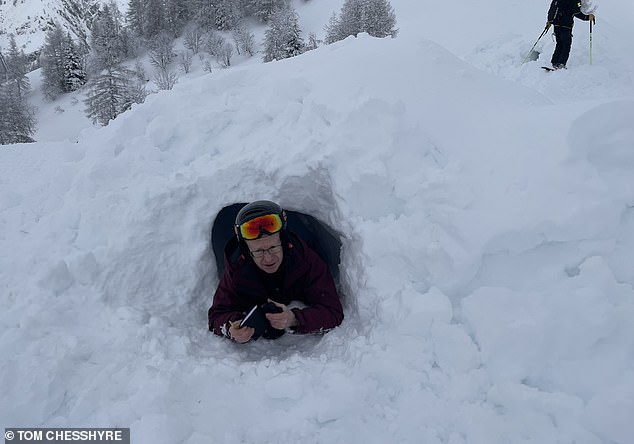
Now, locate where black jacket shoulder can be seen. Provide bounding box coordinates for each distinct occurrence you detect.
[548,0,590,27]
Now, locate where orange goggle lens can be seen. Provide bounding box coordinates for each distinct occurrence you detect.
[239,214,283,240]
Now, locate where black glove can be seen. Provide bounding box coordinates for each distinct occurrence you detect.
[240,303,286,340]
[261,303,285,339]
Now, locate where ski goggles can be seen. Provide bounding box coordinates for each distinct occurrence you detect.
[238,213,284,240]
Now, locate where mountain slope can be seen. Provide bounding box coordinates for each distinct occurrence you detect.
[0,0,113,52]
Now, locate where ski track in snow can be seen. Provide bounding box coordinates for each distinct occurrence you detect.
[2,1,634,443]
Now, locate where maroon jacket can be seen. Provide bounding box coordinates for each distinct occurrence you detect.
[208,232,344,337]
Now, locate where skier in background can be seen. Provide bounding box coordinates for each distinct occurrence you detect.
[546,0,595,69]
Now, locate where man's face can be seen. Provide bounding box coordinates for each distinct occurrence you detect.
[245,232,284,274]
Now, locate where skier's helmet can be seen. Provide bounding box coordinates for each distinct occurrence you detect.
[234,200,287,241]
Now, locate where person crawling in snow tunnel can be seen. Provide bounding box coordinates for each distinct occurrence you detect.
[208,200,344,343]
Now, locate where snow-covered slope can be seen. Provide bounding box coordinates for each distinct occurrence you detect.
[1,0,634,443]
[0,0,126,53]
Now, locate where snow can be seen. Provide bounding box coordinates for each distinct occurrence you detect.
[2,0,634,443]
[0,0,129,53]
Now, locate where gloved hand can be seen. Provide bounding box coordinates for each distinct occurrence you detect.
[588,14,595,24]
[265,299,298,330]
[229,321,254,343]
[545,21,551,30]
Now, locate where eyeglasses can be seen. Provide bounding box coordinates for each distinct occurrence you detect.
[238,213,283,240]
[249,245,282,259]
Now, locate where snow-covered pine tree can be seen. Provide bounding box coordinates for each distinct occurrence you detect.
[361,0,397,38]
[324,12,343,44]
[192,0,216,30]
[5,36,31,97]
[63,33,87,92]
[41,26,89,98]
[207,0,238,30]
[190,0,240,31]
[0,82,36,144]
[326,0,397,44]
[306,32,318,51]
[144,0,167,38]
[337,0,364,39]
[89,4,128,73]
[40,23,67,99]
[84,65,146,126]
[165,0,191,36]
[244,0,288,22]
[263,5,304,62]
[0,51,7,83]
[126,0,146,37]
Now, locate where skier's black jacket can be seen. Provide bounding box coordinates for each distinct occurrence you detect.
[548,0,591,28]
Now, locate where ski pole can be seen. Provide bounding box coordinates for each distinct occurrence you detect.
[590,19,593,65]
[522,24,550,65]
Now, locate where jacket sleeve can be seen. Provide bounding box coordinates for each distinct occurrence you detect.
[573,1,591,20]
[291,249,344,334]
[208,265,246,337]
[547,0,558,22]
[574,11,591,21]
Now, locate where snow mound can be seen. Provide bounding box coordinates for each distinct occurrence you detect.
[2,16,634,444]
